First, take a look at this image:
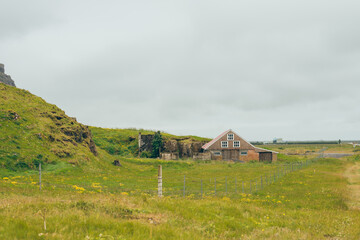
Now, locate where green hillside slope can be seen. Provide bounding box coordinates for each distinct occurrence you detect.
[0,83,98,171]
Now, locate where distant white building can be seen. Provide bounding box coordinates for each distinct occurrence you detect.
[273,138,284,144]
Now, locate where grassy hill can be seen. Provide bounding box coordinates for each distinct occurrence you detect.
[0,83,98,172]
[0,82,210,173]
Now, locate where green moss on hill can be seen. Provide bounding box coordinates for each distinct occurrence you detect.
[0,83,97,171]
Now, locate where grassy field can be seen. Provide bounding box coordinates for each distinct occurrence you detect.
[1,145,360,239]
[264,144,359,155]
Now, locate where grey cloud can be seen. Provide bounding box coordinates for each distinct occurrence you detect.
[1,0,360,140]
[0,1,60,40]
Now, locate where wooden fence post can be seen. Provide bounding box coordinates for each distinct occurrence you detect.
[158,165,162,197]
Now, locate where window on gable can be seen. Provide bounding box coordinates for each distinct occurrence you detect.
[227,134,234,140]
[233,141,240,147]
[221,141,228,148]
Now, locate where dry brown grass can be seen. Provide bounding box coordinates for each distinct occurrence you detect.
[344,162,360,210]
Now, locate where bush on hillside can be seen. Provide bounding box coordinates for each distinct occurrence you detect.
[151,131,163,158]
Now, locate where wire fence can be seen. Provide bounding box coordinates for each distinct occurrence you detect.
[25,149,326,198]
[161,161,310,198]
[159,149,326,198]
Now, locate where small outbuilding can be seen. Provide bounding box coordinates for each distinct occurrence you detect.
[201,129,277,162]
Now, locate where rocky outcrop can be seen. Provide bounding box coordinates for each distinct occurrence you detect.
[0,64,16,87]
[176,141,206,158]
[42,110,98,157]
[139,134,207,158]
[139,134,154,152]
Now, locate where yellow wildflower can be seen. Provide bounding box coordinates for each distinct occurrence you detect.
[222,196,231,201]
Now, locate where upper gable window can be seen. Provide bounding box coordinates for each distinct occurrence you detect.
[221,141,228,148]
[233,141,240,147]
[227,134,234,140]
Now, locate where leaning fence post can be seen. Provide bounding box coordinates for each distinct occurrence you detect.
[249,180,252,193]
[261,176,263,189]
[242,181,244,193]
[183,175,186,197]
[39,163,42,191]
[158,165,162,197]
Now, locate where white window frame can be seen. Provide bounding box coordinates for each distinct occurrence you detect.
[240,151,248,156]
[227,134,234,140]
[213,151,221,156]
[233,141,240,148]
[221,141,228,148]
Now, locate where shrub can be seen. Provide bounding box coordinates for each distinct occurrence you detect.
[140,151,151,158]
[151,131,163,158]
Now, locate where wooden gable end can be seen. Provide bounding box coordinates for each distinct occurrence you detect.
[205,130,255,151]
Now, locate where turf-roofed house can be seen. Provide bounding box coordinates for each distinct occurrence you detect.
[202,129,277,162]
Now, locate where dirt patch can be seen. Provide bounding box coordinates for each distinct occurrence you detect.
[343,162,360,210]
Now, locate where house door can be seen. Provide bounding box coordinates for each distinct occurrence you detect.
[231,150,239,160]
[222,150,230,160]
[222,150,239,160]
[259,152,272,162]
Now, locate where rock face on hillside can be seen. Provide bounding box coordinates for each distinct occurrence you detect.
[139,134,207,158]
[0,83,98,170]
[0,64,16,87]
[41,110,98,157]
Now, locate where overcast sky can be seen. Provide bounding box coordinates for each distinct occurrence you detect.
[1,0,359,140]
